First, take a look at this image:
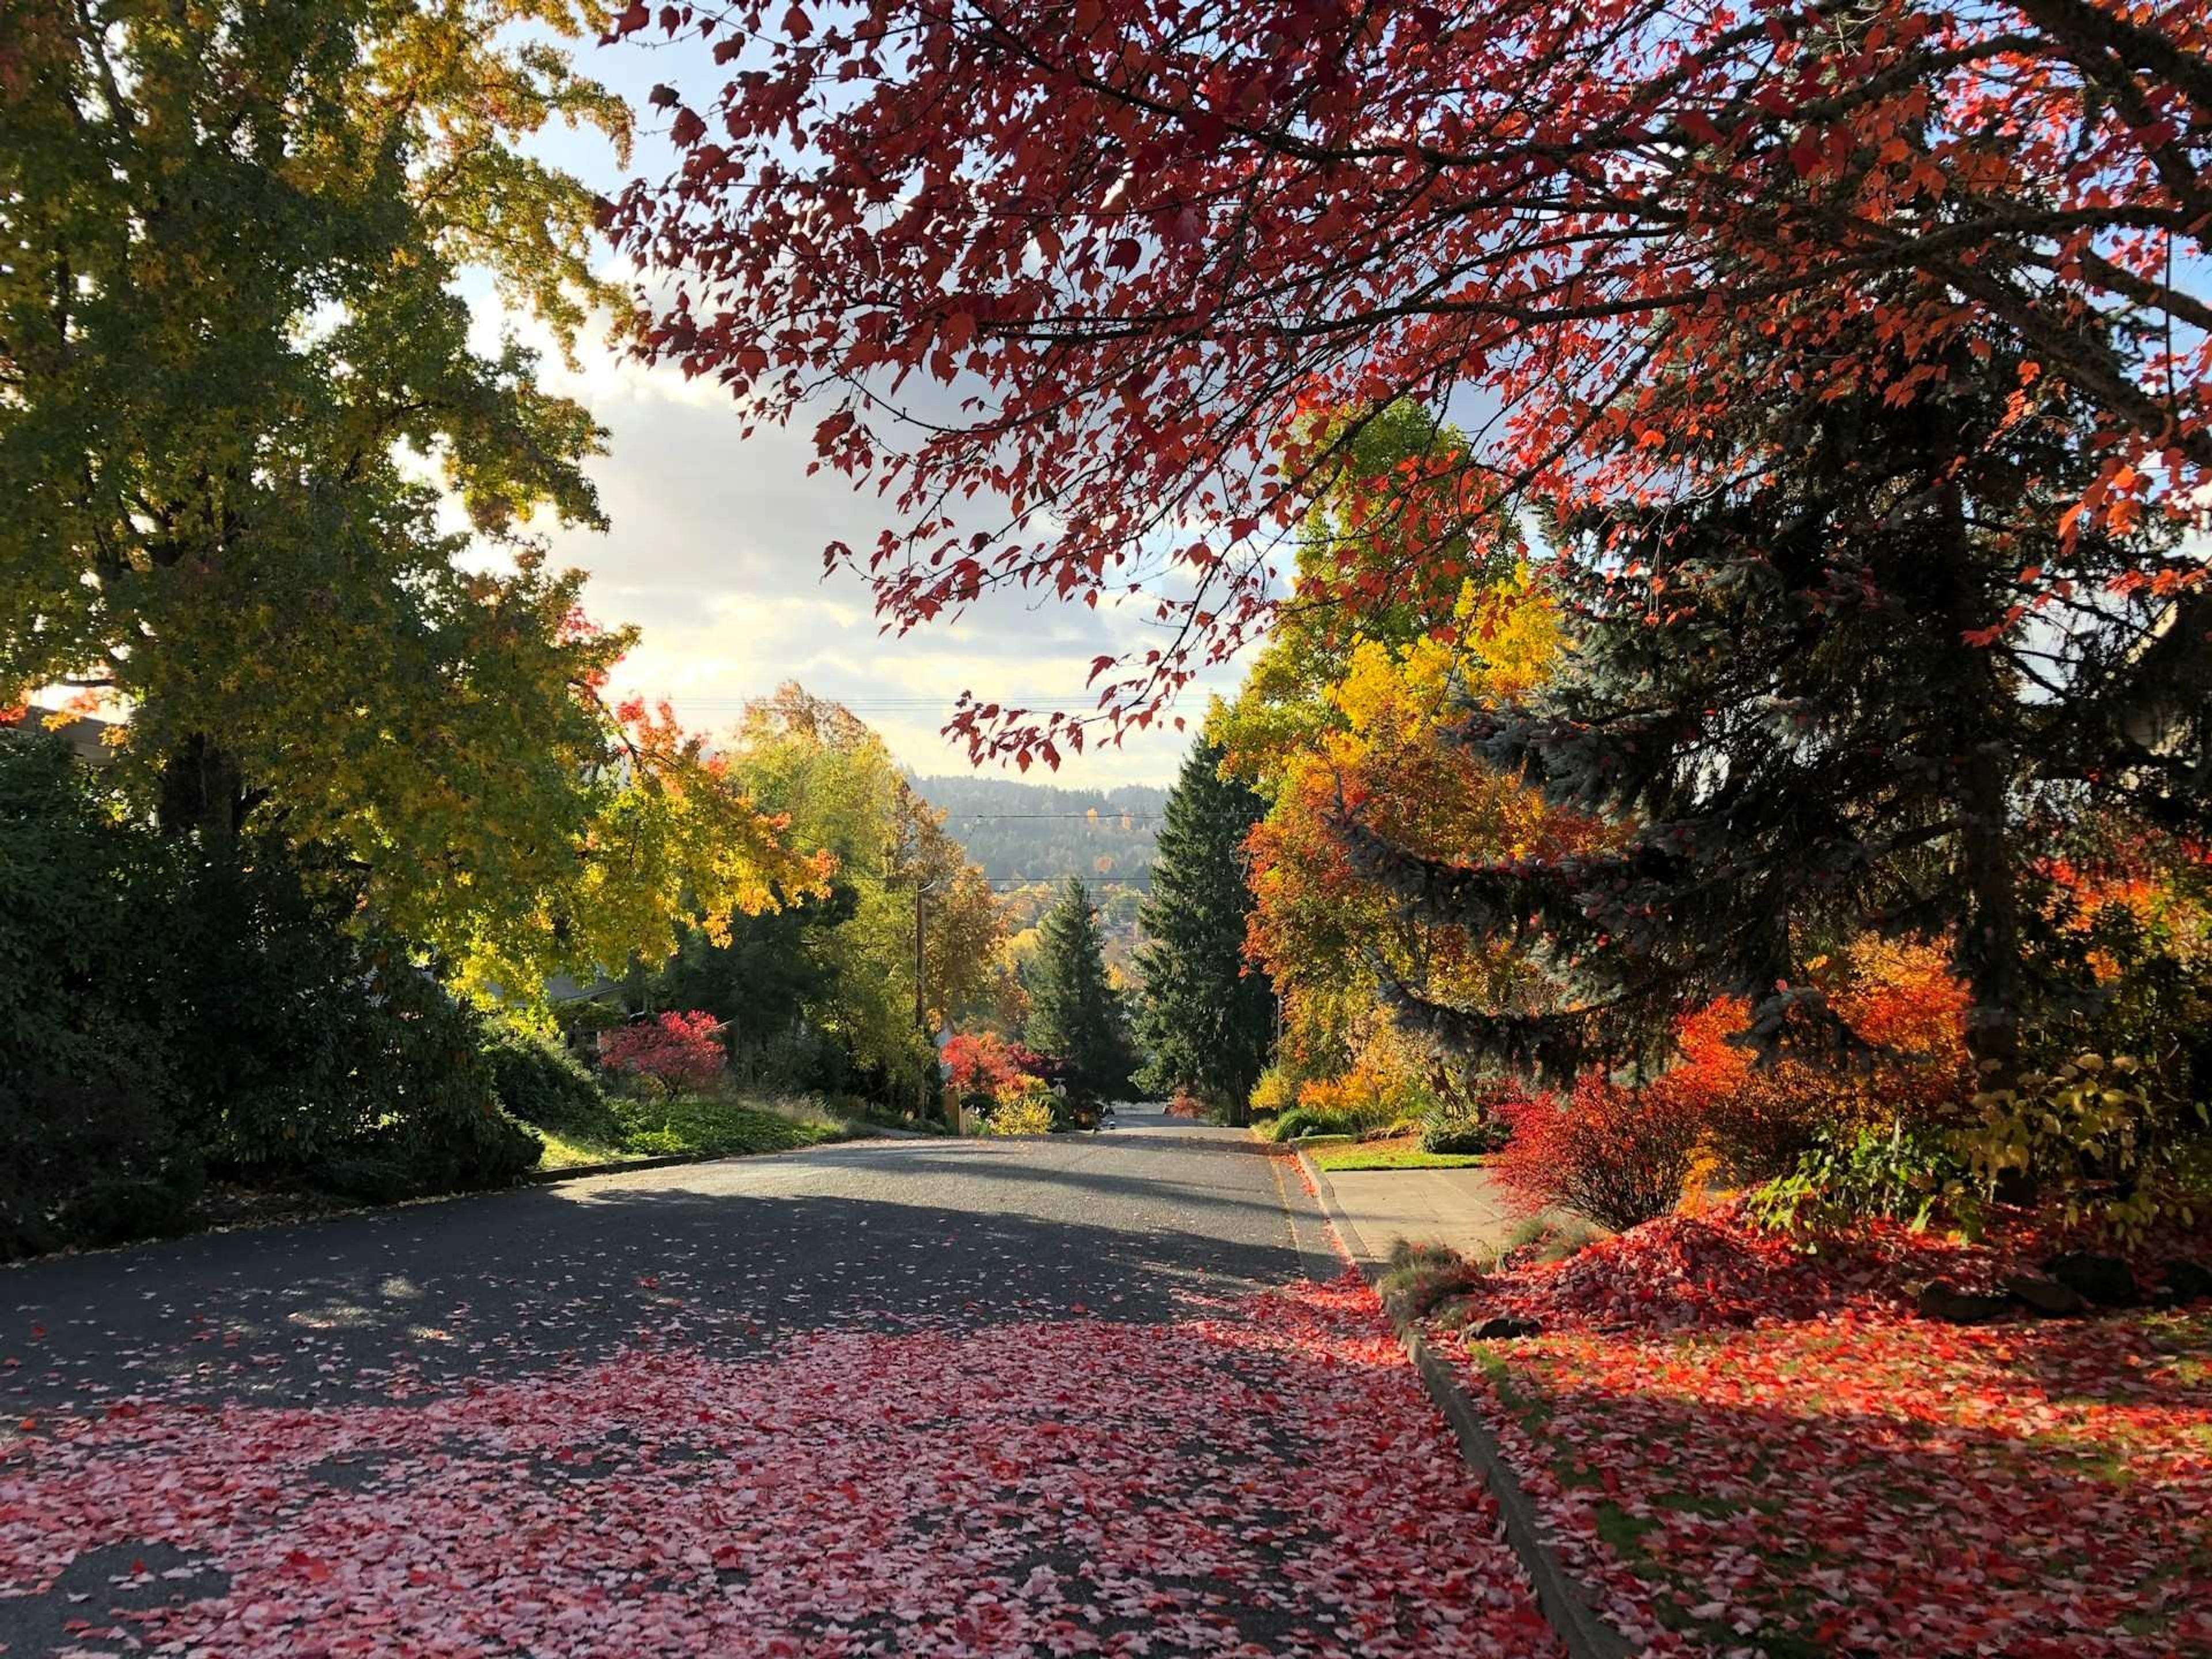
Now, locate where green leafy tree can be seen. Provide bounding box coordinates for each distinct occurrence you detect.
[650,685,1003,1103]
[1135,737,1272,1116]
[0,0,815,999]
[1025,877,1134,1108]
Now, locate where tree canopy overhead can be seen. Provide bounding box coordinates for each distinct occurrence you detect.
[1,0,819,998]
[605,0,2210,766]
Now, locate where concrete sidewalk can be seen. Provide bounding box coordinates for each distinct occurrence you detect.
[1308,1161,1569,1265]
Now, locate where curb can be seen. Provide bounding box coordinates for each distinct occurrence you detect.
[1298,1150,1635,1659]
[520,1148,749,1185]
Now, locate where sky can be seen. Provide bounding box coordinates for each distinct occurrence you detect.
[483,29,1247,789]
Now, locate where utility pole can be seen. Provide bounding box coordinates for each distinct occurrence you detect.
[914,877,953,1128]
[914,885,927,1036]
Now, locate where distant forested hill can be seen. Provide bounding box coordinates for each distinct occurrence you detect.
[908,774,1168,888]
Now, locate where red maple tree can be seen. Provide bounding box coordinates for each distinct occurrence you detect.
[600,1010,729,1091]
[604,0,2210,764]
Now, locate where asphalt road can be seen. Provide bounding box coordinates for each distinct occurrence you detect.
[0,1108,1556,1657]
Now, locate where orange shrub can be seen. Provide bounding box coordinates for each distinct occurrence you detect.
[1659,938,1973,1183]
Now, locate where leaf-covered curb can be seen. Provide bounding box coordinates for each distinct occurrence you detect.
[1299,1150,1636,1659]
[1416,1205,2212,1656]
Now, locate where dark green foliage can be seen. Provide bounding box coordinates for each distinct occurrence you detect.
[645,900,842,1076]
[1023,877,1135,1105]
[1352,322,2200,1085]
[0,737,175,1097]
[484,1029,619,1139]
[635,880,935,1107]
[1134,737,1273,1117]
[0,736,539,1252]
[0,1077,204,1261]
[159,845,411,1166]
[316,981,543,1200]
[151,836,541,1191]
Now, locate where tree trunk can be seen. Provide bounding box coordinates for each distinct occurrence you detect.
[156,733,247,844]
[1934,478,2022,1089]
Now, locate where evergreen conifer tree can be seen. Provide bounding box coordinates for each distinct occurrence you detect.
[1024,878,1133,1108]
[1135,738,1273,1116]
[1349,318,2204,1086]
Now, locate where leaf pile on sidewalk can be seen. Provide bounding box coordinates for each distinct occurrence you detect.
[2,1272,1561,1658]
[1440,1207,2212,1656]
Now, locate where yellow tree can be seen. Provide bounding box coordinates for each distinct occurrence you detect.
[0,0,815,998]
[1215,404,1595,1115]
[721,686,1005,1088]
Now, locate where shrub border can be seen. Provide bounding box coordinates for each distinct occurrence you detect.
[1296,1149,1634,1659]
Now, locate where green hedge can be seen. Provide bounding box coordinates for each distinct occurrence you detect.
[0,736,540,1257]
[485,1031,621,1139]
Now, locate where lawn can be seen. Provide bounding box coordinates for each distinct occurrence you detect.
[1429,1211,2212,1657]
[1310,1137,1490,1172]
[532,1094,858,1171]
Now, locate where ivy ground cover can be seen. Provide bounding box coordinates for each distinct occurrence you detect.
[1437,1215,2212,1657]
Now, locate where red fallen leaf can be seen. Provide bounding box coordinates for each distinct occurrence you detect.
[1441,1203,2212,1656]
[0,1270,1561,1657]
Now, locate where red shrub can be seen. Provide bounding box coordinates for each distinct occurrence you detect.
[599,1011,727,1092]
[1494,1074,1703,1232]
[942,1031,1046,1108]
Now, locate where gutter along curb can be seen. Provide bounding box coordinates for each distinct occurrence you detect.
[1297,1149,1637,1659]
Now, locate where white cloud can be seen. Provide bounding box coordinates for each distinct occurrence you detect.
[483,310,1231,785]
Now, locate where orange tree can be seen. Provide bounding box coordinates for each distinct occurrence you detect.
[1215,407,1601,1119]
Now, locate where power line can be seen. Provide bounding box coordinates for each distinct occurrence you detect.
[938,811,1162,821]
[635,695,1120,709]
[978,876,1152,888]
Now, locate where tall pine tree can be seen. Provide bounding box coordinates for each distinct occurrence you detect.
[1025,878,1134,1107]
[1135,738,1273,1116]
[1349,315,2204,1088]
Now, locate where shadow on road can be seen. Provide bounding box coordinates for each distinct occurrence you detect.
[2,1137,1321,1412]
